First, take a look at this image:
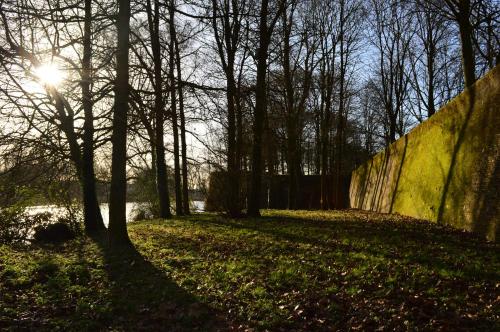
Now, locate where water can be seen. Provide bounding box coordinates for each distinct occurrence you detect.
[26,201,205,227]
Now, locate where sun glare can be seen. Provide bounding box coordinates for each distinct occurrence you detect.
[34,64,64,87]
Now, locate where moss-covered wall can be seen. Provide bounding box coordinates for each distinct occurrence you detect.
[350,66,500,241]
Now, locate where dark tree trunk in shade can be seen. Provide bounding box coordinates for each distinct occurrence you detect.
[320,103,331,210]
[52,91,101,226]
[287,124,300,210]
[432,0,476,87]
[334,0,346,209]
[427,49,436,117]
[320,68,334,210]
[39,81,105,234]
[282,9,298,210]
[247,0,286,217]
[235,71,243,193]
[226,74,240,216]
[169,0,183,216]
[457,1,476,88]
[248,0,271,217]
[174,31,190,215]
[146,0,171,219]
[108,0,132,246]
[210,0,243,217]
[388,113,397,143]
[425,10,437,118]
[280,3,314,210]
[81,0,105,234]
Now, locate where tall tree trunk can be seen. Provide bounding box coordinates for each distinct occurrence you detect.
[282,9,299,210]
[108,0,132,246]
[81,0,105,233]
[48,88,105,233]
[154,119,171,218]
[389,117,397,143]
[320,102,331,210]
[150,139,157,193]
[320,64,334,210]
[174,31,190,215]
[334,109,344,208]
[168,0,183,216]
[147,0,171,219]
[210,0,242,217]
[457,1,476,87]
[226,72,240,216]
[314,119,321,175]
[52,94,82,182]
[248,0,270,217]
[427,52,436,116]
[287,122,299,210]
[235,84,243,207]
[426,19,436,117]
[334,0,345,209]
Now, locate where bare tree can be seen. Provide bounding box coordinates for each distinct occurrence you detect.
[425,0,479,87]
[473,0,500,72]
[333,0,364,208]
[82,0,107,233]
[145,0,172,218]
[248,0,286,217]
[278,0,317,209]
[0,0,109,234]
[315,0,339,209]
[209,0,249,216]
[173,24,190,215]
[168,0,183,215]
[370,0,413,143]
[409,0,450,118]
[109,0,132,246]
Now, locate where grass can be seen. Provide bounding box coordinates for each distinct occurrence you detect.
[1,210,499,331]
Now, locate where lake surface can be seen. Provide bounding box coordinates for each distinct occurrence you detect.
[26,201,205,227]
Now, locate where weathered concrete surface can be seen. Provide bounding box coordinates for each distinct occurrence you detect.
[350,65,500,241]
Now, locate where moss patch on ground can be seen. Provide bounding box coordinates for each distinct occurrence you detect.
[1,210,499,331]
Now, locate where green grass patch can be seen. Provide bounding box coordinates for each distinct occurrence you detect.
[1,210,499,331]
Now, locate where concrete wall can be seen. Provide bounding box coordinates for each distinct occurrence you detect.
[350,66,500,241]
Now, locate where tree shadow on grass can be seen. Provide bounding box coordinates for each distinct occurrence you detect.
[176,213,499,330]
[89,233,228,331]
[206,212,491,248]
[200,213,499,280]
[1,236,229,331]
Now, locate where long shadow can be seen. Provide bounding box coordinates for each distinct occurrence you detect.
[210,214,494,251]
[199,214,499,280]
[370,149,391,211]
[389,135,408,213]
[1,235,229,331]
[356,159,374,209]
[474,156,499,240]
[89,233,228,331]
[437,86,476,224]
[469,83,499,240]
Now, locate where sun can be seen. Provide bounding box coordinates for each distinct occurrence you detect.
[34,63,64,87]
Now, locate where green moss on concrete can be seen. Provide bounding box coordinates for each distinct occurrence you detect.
[350,65,500,241]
